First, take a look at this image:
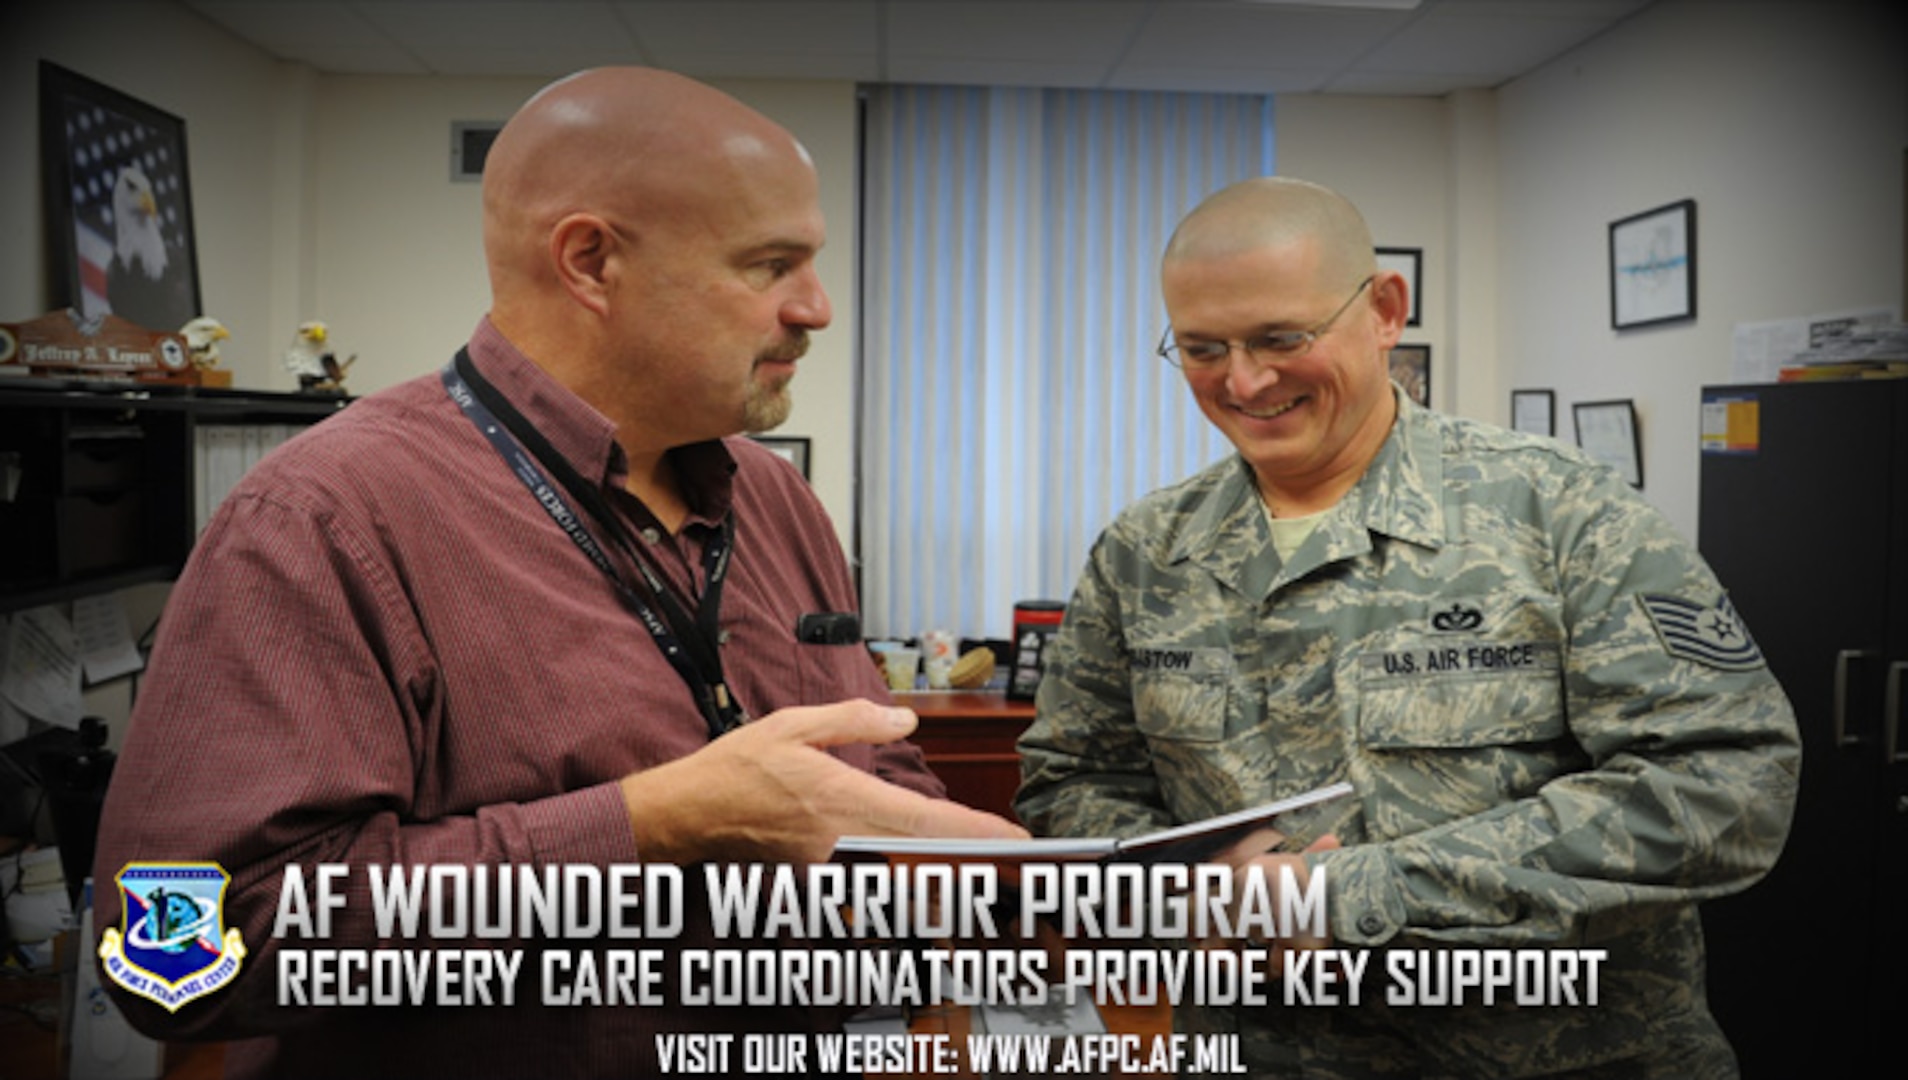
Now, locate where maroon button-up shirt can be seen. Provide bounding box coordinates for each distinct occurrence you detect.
[93,318,939,1077]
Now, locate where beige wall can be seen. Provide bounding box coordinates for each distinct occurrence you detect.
[301,75,864,542]
[1494,0,1905,542]
[1,2,286,379]
[1274,93,1460,412]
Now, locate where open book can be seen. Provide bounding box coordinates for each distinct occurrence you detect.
[834,780,1353,865]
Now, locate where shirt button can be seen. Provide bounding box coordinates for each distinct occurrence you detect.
[1356,912,1387,937]
[640,527,662,545]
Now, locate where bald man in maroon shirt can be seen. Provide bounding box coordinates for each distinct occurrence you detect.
[93,68,1022,1078]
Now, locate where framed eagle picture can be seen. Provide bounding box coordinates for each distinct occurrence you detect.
[40,62,204,335]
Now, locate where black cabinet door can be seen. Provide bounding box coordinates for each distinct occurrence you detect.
[1697,380,1903,1076]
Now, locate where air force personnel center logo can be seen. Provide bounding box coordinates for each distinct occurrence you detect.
[100,863,247,1012]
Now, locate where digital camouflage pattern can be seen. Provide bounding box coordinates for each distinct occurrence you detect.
[1017,391,1800,1078]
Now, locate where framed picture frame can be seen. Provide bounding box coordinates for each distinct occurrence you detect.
[750,435,811,479]
[1573,399,1643,488]
[1376,246,1422,326]
[1511,389,1555,436]
[1388,344,1431,408]
[1609,199,1695,330]
[40,62,203,334]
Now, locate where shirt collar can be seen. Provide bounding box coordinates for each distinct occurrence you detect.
[464,317,738,525]
[1171,384,1447,571]
[1342,386,1445,551]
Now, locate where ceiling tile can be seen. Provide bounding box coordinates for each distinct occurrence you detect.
[1323,68,1494,94]
[350,2,643,72]
[1433,0,1653,21]
[185,1,430,73]
[1123,4,1418,70]
[1358,10,1627,76]
[885,58,1124,89]
[177,0,1664,97]
[616,1,879,59]
[1108,65,1338,95]
[653,51,884,81]
[885,2,1150,65]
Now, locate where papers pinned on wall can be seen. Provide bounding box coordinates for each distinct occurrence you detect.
[1,605,85,733]
[72,593,144,685]
[0,592,148,744]
[1732,306,1900,383]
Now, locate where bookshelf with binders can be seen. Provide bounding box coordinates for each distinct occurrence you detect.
[0,379,348,612]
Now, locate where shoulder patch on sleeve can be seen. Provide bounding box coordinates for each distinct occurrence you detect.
[1638,593,1766,671]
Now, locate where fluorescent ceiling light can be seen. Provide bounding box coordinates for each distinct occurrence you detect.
[1238,0,1425,9]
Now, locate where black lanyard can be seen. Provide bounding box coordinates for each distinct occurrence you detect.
[442,351,746,739]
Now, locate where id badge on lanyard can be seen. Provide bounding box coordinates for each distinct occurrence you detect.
[442,352,745,739]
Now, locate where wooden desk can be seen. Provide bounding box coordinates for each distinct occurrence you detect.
[898,691,1036,823]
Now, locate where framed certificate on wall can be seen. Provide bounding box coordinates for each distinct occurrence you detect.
[1573,399,1643,487]
[1511,389,1555,435]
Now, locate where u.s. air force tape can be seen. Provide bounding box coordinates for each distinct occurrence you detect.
[1639,593,1765,671]
[1359,641,1560,683]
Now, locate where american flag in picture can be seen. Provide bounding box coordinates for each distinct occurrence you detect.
[54,84,198,332]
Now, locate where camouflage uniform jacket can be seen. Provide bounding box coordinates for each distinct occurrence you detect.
[1016,392,1800,1079]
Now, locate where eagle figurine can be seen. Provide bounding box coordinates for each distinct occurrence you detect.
[180,316,230,370]
[106,164,194,331]
[283,321,355,392]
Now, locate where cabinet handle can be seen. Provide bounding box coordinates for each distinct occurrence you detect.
[1834,648,1878,748]
[1886,661,1906,765]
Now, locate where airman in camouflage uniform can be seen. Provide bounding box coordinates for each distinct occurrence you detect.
[1015,178,1799,1078]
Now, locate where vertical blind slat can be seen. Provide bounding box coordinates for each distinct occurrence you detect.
[859,85,1272,640]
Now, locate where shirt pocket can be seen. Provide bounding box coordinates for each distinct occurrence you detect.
[1350,637,1581,839]
[1131,646,1236,743]
[796,641,887,705]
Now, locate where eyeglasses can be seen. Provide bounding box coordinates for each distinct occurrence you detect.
[1158,275,1375,370]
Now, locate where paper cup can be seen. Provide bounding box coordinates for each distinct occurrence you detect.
[883,647,922,692]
